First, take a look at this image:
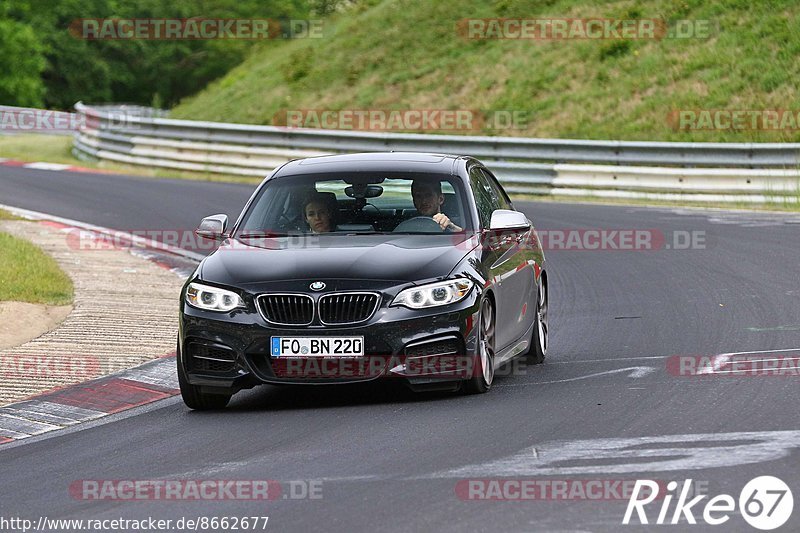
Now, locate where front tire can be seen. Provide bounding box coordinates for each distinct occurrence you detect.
[463,297,496,394]
[177,342,232,410]
[526,279,548,365]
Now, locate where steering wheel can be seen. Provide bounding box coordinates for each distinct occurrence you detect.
[393,216,443,233]
[277,213,307,233]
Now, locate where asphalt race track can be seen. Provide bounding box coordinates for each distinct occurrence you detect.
[1,166,799,532]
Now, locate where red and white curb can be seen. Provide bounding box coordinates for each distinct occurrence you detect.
[0,355,179,443]
[0,204,202,446]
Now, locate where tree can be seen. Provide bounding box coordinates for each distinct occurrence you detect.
[1,0,314,109]
[0,19,46,106]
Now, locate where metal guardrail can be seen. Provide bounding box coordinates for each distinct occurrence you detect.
[72,102,800,203]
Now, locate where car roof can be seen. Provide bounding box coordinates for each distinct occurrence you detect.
[272,152,470,177]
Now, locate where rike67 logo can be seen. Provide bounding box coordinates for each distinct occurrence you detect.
[623,476,793,530]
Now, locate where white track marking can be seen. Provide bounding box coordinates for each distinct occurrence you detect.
[499,366,656,387]
[698,347,800,375]
[425,430,800,477]
[697,354,731,375]
[716,347,800,356]
[1,401,105,426]
[549,355,669,364]
[0,413,61,438]
[123,358,178,389]
[551,348,800,367]
[23,162,71,171]
[701,356,800,375]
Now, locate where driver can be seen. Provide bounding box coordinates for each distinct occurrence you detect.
[410,179,462,232]
[303,193,335,233]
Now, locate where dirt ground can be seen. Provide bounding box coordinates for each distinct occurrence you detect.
[0,301,72,350]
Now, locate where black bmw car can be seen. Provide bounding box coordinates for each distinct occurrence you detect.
[178,152,548,409]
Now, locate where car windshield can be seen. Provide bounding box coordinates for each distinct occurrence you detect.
[235,172,473,236]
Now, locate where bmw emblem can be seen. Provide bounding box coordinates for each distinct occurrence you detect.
[309,281,326,291]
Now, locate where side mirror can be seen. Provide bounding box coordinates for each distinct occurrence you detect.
[195,214,229,241]
[489,209,531,231]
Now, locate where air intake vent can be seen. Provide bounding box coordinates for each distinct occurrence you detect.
[404,338,460,358]
[187,343,236,373]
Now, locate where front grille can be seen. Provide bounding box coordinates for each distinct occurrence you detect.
[318,293,379,325]
[258,294,314,325]
[187,343,236,373]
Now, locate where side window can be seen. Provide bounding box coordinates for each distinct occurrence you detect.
[469,167,498,229]
[480,168,513,210]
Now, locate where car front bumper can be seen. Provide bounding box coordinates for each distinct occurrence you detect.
[178,290,481,392]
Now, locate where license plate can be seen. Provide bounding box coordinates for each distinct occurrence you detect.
[270,336,364,358]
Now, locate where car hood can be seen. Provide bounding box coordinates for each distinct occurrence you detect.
[199,233,478,287]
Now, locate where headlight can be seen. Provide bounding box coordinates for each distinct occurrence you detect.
[185,282,244,312]
[391,278,474,309]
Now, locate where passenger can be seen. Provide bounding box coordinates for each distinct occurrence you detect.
[410,179,462,232]
[303,193,335,233]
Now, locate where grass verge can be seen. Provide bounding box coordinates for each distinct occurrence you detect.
[0,208,23,220]
[0,231,74,305]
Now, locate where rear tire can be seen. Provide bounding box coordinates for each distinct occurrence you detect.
[462,297,496,394]
[177,342,232,410]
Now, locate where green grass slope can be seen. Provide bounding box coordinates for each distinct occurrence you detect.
[172,0,800,142]
[0,231,73,305]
